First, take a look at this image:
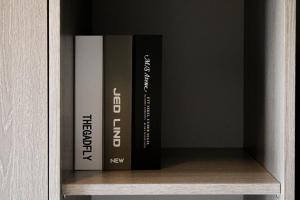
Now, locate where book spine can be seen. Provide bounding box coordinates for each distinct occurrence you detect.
[104,36,132,170]
[132,35,162,169]
[75,36,103,170]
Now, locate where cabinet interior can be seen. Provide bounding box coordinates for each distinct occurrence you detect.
[58,0,288,198]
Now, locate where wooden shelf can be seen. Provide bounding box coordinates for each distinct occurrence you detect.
[62,149,280,196]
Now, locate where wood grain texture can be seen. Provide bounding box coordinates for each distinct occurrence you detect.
[283,1,296,200]
[49,0,61,199]
[62,149,280,196]
[0,0,48,199]
[244,0,295,200]
[91,196,244,200]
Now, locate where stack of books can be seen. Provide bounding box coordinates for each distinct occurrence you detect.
[74,35,162,170]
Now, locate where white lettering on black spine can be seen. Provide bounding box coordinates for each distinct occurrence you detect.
[113,88,121,147]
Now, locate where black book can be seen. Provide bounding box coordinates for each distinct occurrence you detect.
[132,35,162,169]
[104,36,132,170]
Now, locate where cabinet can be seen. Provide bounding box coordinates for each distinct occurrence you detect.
[0,0,48,200]
[0,0,295,200]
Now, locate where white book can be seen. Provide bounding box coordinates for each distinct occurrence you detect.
[75,36,103,170]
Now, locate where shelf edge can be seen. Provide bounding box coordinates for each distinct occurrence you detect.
[62,183,281,196]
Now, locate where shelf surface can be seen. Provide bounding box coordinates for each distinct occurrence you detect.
[62,149,280,196]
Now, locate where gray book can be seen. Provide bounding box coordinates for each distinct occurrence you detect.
[75,36,103,170]
[104,36,132,170]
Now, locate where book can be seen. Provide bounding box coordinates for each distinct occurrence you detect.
[104,35,132,170]
[75,36,103,170]
[132,35,162,169]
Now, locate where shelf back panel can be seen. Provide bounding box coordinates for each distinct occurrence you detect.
[92,0,245,148]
